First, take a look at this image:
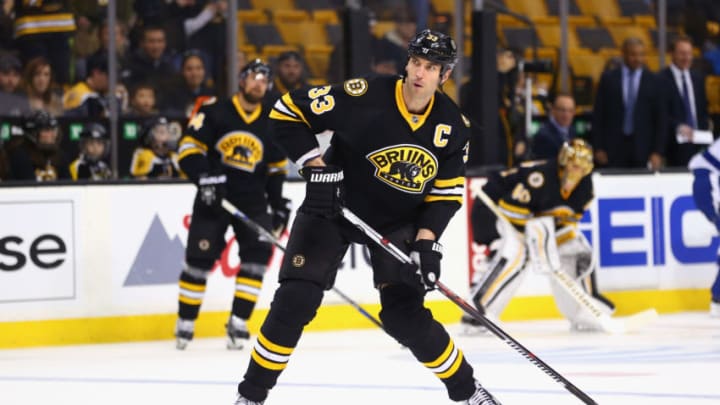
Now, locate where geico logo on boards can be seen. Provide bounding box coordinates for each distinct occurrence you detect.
[0,234,67,271]
[366,144,438,193]
[310,172,343,183]
[583,195,718,267]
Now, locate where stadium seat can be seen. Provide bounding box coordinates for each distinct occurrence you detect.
[371,21,396,39]
[276,21,328,46]
[618,0,653,17]
[502,27,539,50]
[576,0,621,19]
[570,51,606,84]
[576,27,616,51]
[536,23,581,49]
[505,0,549,18]
[567,15,596,28]
[251,0,294,11]
[600,16,634,26]
[313,9,340,25]
[307,78,328,86]
[244,24,285,48]
[261,44,300,61]
[237,10,268,24]
[294,0,334,11]
[431,0,454,15]
[304,44,334,79]
[273,9,310,23]
[496,14,527,27]
[607,25,653,50]
[706,75,720,114]
[545,0,582,16]
[634,15,657,29]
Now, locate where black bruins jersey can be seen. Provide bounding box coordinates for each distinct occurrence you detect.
[177,95,288,207]
[69,157,112,181]
[130,148,182,179]
[270,75,470,236]
[487,159,593,230]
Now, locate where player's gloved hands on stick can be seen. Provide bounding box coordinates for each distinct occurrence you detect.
[299,165,344,218]
[271,197,292,237]
[409,239,443,291]
[198,173,227,210]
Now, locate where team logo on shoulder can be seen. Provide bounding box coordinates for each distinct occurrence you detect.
[344,78,368,96]
[528,171,544,188]
[188,112,205,131]
[367,144,438,193]
[216,131,264,172]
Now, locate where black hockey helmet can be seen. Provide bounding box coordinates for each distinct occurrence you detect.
[79,122,110,161]
[139,115,169,147]
[23,110,61,150]
[407,29,458,75]
[240,58,272,88]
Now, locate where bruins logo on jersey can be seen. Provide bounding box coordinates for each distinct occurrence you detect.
[216,131,264,172]
[344,78,368,96]
[367,144,438,193]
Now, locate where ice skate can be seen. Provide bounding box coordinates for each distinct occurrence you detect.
[234,393,264,405]
[174,318,194,350]
[226,315,250,350]
[461,314,489,335]
[465,380,501,404]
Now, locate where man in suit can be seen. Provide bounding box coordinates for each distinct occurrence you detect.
[661,35,711,167]
[531,93,577,160]
[591,37,667,170]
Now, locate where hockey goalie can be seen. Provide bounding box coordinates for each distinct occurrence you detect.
[463,139,616,333]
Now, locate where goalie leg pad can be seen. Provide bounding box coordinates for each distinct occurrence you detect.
[469,236,528,318]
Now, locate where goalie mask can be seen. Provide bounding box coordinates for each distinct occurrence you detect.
[79,123,110,163]
[24,110,61,152]
[407,29,458,75]
[558,139,593,185]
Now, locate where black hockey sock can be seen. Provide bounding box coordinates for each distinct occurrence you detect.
[178,268,209,320]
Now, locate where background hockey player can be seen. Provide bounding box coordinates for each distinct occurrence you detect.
[174,59,290,351]
[688,138,720,317]
[5,110,69,181]
[69,122,112,181]
[234,29,500,405]
[129,115,183,179]
[464,139,615,332]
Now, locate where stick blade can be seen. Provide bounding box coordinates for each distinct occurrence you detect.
[602,308,659,334]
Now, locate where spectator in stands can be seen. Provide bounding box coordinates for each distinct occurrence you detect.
[161,50,215,118]
[591,37,667,170]
[662,35,711,167]
[12,0,76,85]
[129,116,183,179]
[80,19,130,82]
[0,52,31,117]
[63,52,111,117]
[126,83,159,118]
[531,93,578,160]
[123,24,176,96]
[69,122,112,181]
[265,51,309,103]
[375,7,418,75]
[0,134,10,181]
[4,110,69,181]
[0,51,22,94]
[21,57,64,116]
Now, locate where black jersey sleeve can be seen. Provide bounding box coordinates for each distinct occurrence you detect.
[177,103,215,182]
[269,83,349,166]
[264,136,289,209]
[495,165,535,229]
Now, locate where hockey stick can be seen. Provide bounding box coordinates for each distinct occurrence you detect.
[339,207,598,405]
[475,189,658,334]
[220,199,384,329]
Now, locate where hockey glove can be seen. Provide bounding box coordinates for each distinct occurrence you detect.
[197,173,227,210]
[409,239,443,291]
[299,165,344,218]
[271,197,292,237]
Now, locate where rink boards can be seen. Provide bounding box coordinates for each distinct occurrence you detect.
[0,172,715,347]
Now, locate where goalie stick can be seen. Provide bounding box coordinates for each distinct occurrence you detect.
[340,207,598,405]
[220,199,384,330]
[475,189,658,334]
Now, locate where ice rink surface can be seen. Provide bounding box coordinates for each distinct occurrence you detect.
[2,311,719,405]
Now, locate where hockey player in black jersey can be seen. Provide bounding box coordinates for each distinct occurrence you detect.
[5,110,69,181]
[174,59,290,351]
[463,139,615,333]
[234,30,500,405]
[69,123,112,181]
